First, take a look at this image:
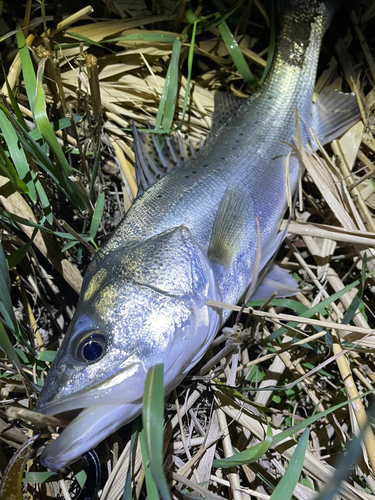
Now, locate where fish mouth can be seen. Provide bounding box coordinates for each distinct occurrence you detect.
[37,362,146,470]
[39,401,143,470]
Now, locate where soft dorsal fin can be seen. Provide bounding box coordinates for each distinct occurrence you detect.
[210,91,245,136]
[311,88,360,145]
[132,124,198,198]
[208,184,254,269]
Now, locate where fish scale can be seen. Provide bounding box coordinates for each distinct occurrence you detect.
[37,0,360,470]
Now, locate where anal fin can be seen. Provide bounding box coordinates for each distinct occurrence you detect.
[250,264,299,301]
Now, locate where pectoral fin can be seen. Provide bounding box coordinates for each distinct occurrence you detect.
[250,264,299,300]
[208,185,254,269]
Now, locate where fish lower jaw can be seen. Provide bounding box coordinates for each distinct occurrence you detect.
[39,402,143,470]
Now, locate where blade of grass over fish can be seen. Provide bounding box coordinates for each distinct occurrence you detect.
[269,428,309,500]
[154,39,182,132]
[212,419,273,468]
[0,109,37,203]
[16,29,36,115]
[267,272,372,341]
[217,20,257,86]
[142,364,171,500]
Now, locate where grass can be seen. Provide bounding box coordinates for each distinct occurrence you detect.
[0,0,375,499]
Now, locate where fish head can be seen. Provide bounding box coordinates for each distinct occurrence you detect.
[37,225,221,469]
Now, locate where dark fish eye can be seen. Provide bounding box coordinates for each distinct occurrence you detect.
[76,333,106,363]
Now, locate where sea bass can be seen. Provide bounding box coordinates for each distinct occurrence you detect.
[37,0,358,470]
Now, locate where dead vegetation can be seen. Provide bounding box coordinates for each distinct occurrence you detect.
[1,0,375,499]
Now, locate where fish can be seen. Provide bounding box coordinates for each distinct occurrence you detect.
[36,0,359,470]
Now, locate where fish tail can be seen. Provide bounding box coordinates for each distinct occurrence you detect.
[276,0,339,68]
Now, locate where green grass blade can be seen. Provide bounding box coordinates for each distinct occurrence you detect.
[142,364,171,500]
[64,31,115,52]
[314,423,367,500]
[217,20,257,86]
[154,39,181,131]
[0,153,28,194]
[214,386,374,467]
[268,273,370,341]
[0,264,35,357]
[139,427,160,500]
[34,60,72,176]
[89,192,105,240]
[269,428,309,500]
[0,300,27,380]
[161,39,181,131]
[23,471,59,483]
[16,29,36,115]
[247,298,308,314]
[212,419,273,468]
[33,60,88,212]
[107,33,179,44]
[174,21,197,131]
[28,114,82,142]
[34,174,53,223]
[0,109,37,202]
[122,419,140,500]
[0,103,86,213]
[7,228,38,269]
[3,65,28,130]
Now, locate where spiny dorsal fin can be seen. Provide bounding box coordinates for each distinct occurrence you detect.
[311,88,360,145]
[208,184,254,269]
[210,91,245,136]
[132,124,198,198]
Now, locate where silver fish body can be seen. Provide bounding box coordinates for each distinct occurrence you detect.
[37,0,349,470]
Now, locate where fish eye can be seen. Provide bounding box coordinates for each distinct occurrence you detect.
[76,333,106,363]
